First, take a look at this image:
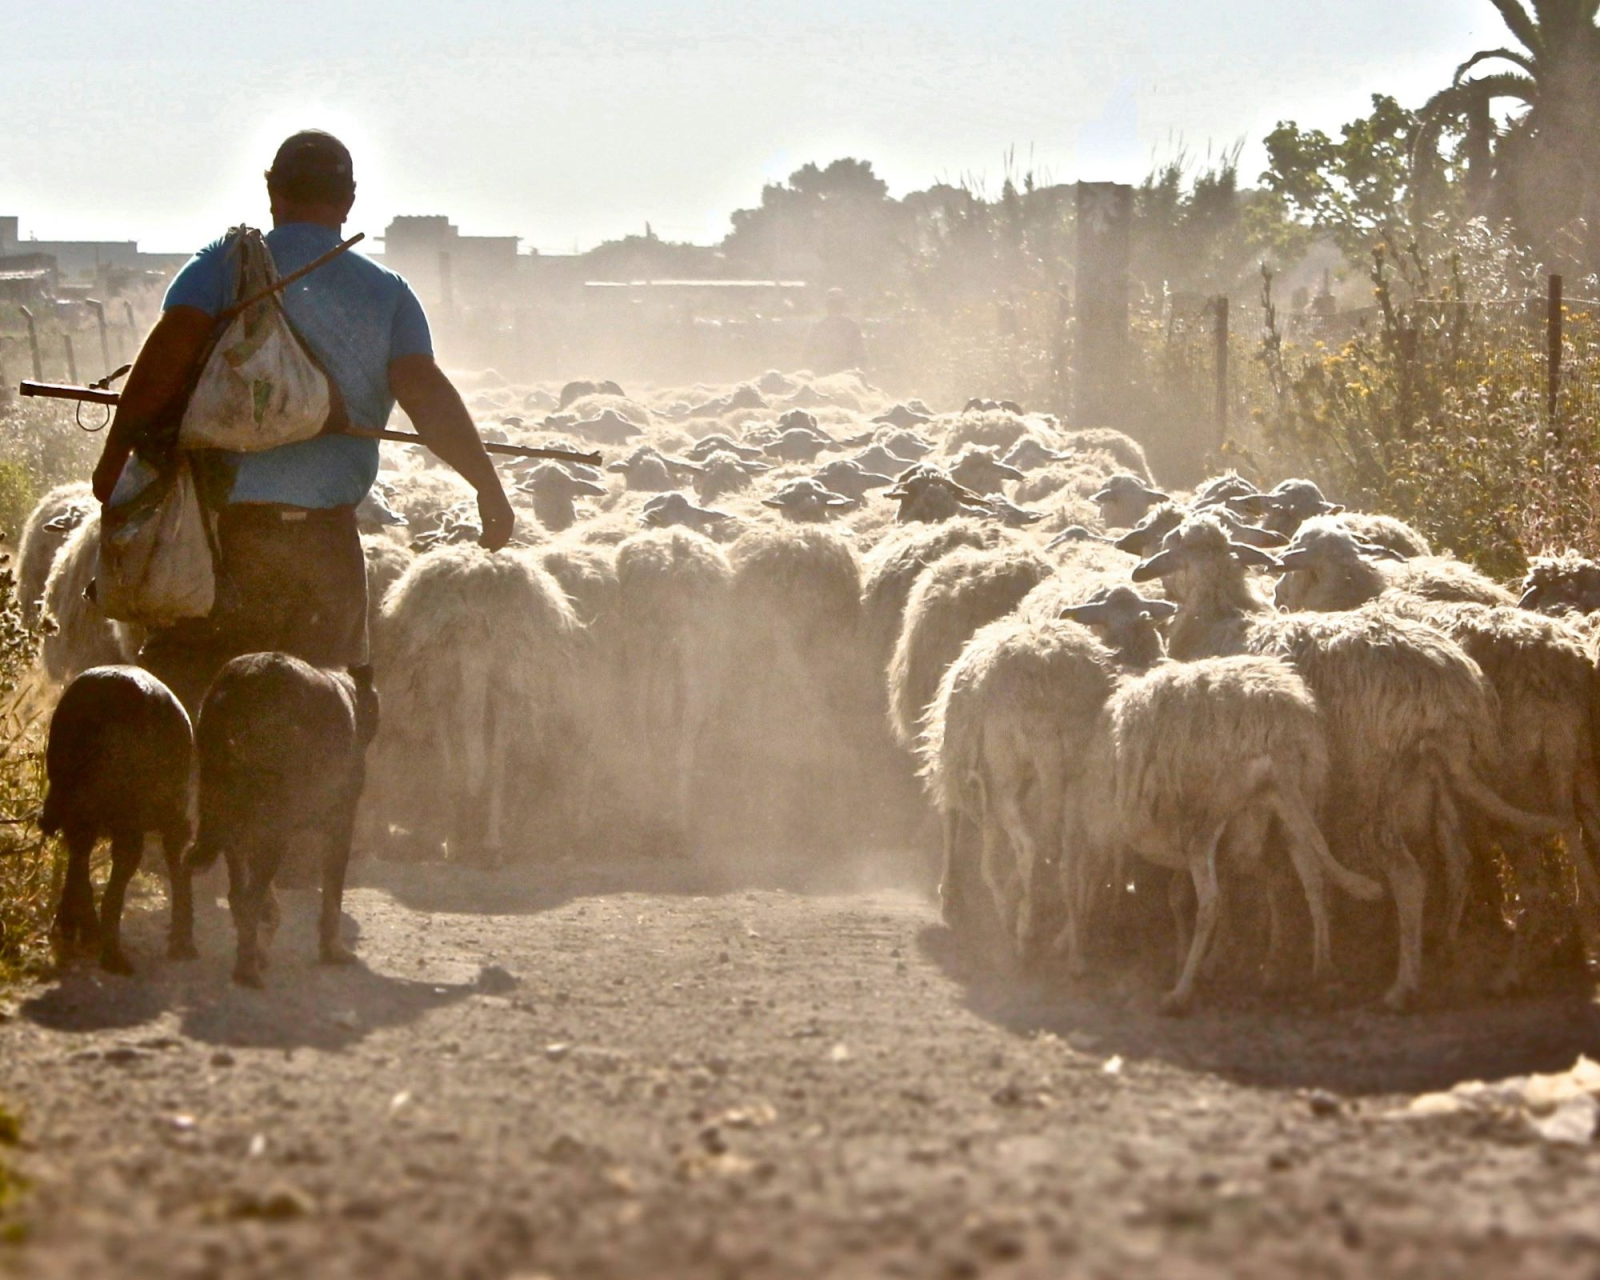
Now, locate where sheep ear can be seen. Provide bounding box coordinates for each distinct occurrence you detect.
[760,497,786,509]
[1357,541,1407,562]
[1275,547,1313,572]
[1060,600,1110,625]
[1319,502,1346,515]
[1224,519,1288,549]
[1138,598,1180,620]
[1131,548,1179,582]
[1225,493,1269,517]
[1518,585,1544,609]
[883,486,910,500]
[1229,542,1282,570]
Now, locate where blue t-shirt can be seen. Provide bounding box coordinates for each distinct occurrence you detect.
[162,223,432,508]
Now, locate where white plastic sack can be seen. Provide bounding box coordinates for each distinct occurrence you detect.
[96,455,216,627]
[178,226,334,452]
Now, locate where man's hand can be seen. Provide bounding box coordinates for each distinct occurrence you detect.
[477,486,516,551]
[390,354,515,550]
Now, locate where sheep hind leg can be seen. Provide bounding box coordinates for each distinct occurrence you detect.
[228,840,282,988]
[96,828,144,975]
[1377,826,1427,1012]
[977,812,1019,956]
[991,781,1041,961]
[1162,824,1226,1016]
[1432,786,1472,955]
[1271,791,1337,986]
[1167,869,1194,984]
[162,820,197,961]
[1568,770,1600,935]
[52,825,100,957]
[319,796,360,966]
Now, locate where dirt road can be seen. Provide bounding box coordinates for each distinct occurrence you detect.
[4,858,1600,1279]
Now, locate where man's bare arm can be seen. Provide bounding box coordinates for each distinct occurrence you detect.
[90,305,215,502]
[389,353,515,550]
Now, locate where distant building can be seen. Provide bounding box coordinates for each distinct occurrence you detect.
[0,216,140,280]
[0,251,58,301]
[380,216,520,308]
[0,217,188,294]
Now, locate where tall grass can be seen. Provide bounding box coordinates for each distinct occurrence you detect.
[0,530,52,985]
[1234,219,1600,577]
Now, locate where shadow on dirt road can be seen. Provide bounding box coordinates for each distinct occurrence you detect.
[19,887,488,1052]
[920,922,1600,1097]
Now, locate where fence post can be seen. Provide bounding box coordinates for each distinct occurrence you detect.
[19,306,41,380]
[63,332,77,384]
[1547,273,1563,427]
[1213,295,1229,445]
[86,299,110,377]
[122,299,139,364]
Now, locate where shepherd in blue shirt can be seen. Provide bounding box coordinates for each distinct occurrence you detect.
[93,130,516,714]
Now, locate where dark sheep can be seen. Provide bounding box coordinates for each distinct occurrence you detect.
[41,665,196,973]
[188,654,379,987]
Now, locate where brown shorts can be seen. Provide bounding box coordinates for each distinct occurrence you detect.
[140,503,368,714]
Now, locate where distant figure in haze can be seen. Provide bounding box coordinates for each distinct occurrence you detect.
[804,288,866,375]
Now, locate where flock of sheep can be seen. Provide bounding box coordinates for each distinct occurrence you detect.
[19,364,1600,1011]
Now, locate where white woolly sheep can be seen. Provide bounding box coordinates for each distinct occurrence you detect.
[1273,517,1512,611]
[704,526,867,854]
[517,463,607,532]
[613,529,734,853]
[695,451,770,504]
[884,467,997,526]
[813,459,895,503]
[369,545,578,861]
[639,491,737,533]
[948,447,1026,495]
[1231,479,1432,557]
[17,481,94,629]
[1071,654,1382,1013]
[1091,474,1170,529]
[1059,428,1153,484]
[1244,607,1558,1008]
[860,518,1016,679]
[1378,592,1600,983]
[40,512,142,683]
[921,615,1118,958]
[888,544,1053,748]
[1518,552,1600,616]
[1129,514,1280,661]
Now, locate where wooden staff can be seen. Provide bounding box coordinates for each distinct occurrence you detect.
[17,381,602,467]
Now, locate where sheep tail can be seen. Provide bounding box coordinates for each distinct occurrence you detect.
[1268,777,1384,902]
[1432,746,1565,837]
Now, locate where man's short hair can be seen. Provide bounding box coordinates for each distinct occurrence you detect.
[266,130,355,206]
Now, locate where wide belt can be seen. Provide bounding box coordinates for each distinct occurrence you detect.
[223,502,358,525]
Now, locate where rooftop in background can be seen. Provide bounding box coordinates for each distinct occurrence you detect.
[583,280,809,289]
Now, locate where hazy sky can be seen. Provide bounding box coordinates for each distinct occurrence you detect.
[3,0,1496,255]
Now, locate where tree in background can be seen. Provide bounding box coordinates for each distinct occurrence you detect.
[1257,95,1430,260]
[722,159,903,292]
[1412,0,1600,273]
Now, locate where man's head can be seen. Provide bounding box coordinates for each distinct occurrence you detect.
[265,130,356,227]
